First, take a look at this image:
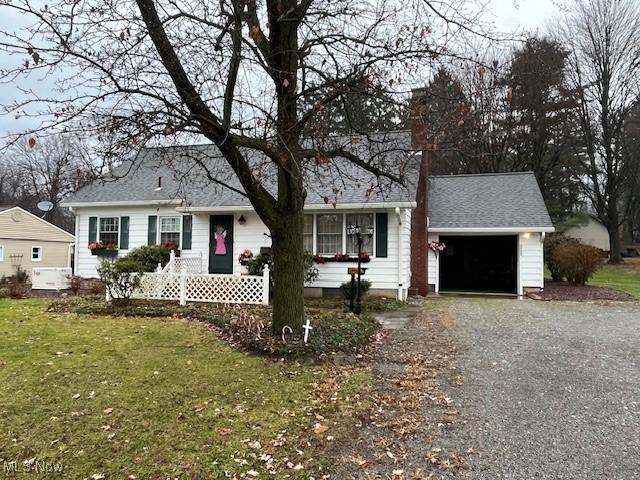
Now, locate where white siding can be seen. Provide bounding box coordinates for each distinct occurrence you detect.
[519,232,544,290]
[73,207,412,298]
[427,232,439,291]
[75,206,202,278]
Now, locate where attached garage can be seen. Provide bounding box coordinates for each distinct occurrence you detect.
[439,235,518,294]
[426,172,555,296]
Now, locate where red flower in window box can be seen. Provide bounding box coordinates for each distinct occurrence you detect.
[89,241,118,257]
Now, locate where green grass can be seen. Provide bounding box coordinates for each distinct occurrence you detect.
[588,259,640,299]
[0,299,371,478]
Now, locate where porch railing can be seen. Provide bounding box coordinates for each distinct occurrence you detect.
[160,250,203,274]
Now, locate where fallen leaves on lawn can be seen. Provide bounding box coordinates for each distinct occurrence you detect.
[102,407,113,414]
[312,423,328,434]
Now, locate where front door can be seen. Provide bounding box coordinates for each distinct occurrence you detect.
[209,215,234,274]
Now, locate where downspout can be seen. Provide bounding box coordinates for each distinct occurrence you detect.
[396,207,404,301]
[71,207,79,274]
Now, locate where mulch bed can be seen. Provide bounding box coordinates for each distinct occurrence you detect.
[529,282,634,301]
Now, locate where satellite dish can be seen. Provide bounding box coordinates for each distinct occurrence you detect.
[37,201,54,212]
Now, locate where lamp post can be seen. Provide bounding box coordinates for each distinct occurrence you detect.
[347,223,374,314]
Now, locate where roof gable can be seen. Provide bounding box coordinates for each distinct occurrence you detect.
[0,207,75,242]
[428,172,554,231]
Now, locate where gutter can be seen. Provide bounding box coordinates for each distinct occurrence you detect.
[176,201,417,213]
[429,226,556,233]
[62,199,183,208]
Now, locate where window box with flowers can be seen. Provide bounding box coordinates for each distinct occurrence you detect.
[313,252,371,264]
[89,242,118,258]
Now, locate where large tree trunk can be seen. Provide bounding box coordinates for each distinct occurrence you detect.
[608,222,623,263]
[270,206,305,334]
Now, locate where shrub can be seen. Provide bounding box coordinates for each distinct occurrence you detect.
[97,258,145,303]
[248,251,319,284]
[67,275,82,294]
[125,244,172,272]
[0,266,30,298]
[552,243,604,285]
[339,279,372,299]
[544,234,580,281]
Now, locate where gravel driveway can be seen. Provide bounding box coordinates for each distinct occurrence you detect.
[443,298,640,479]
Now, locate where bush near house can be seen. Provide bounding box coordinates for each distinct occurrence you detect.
[544,233,580,281]
[0,265,30,298]
[552,243,605,285]
[97,258,145,303]
[248,251,319,284]
[125,244,172,272]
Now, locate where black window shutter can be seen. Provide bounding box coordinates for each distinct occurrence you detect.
[375,212,388,258]
[120,216,130,249]
[182,215,192,250]
[148,215,158,245]
[88,216,97,244]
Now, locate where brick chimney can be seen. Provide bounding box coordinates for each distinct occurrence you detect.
[410,88,431,296]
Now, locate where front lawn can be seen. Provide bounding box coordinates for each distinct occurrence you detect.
[0,299,371,478]
[588,258,640,299]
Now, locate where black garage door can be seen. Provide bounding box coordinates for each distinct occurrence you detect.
[439,235,517,294]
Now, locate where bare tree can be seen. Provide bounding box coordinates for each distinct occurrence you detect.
[0,0,491,330]
[555,0,640,262]
[2,135,95,230]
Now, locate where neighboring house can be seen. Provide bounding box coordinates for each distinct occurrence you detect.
[563,214,610,252]
[0,206,75,278]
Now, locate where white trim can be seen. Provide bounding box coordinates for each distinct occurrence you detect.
[31,246,43,262]
[429,227,555,233]
[0,245,4,262]
[98,216,121,248]
[63,199,182,208]
[176,201,417,213]
[397,209,403,300]
[158,215,183,248]
[0,206,75,241]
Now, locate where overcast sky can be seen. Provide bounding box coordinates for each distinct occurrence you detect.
[0,0,558,139]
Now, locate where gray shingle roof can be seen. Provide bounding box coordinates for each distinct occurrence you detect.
[428,172,553,230]
[65,131,419,207]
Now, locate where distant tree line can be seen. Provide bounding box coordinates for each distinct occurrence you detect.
[0,135,97,232]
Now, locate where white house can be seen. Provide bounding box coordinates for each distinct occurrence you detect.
[563,214,610,252]
[63,133,554,300]
[63,136,417,300]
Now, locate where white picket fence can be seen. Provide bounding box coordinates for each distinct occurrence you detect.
[129,265,270,305]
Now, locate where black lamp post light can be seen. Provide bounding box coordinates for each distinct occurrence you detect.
[346,223,374,314]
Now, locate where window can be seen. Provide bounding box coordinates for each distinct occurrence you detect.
[99,217,119,246]
[0,245,4,261]
[316,214,343,255]
[159,216,181,248]
[303,215,314,252]
[31,246,42,262]
[346,213,374,255]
